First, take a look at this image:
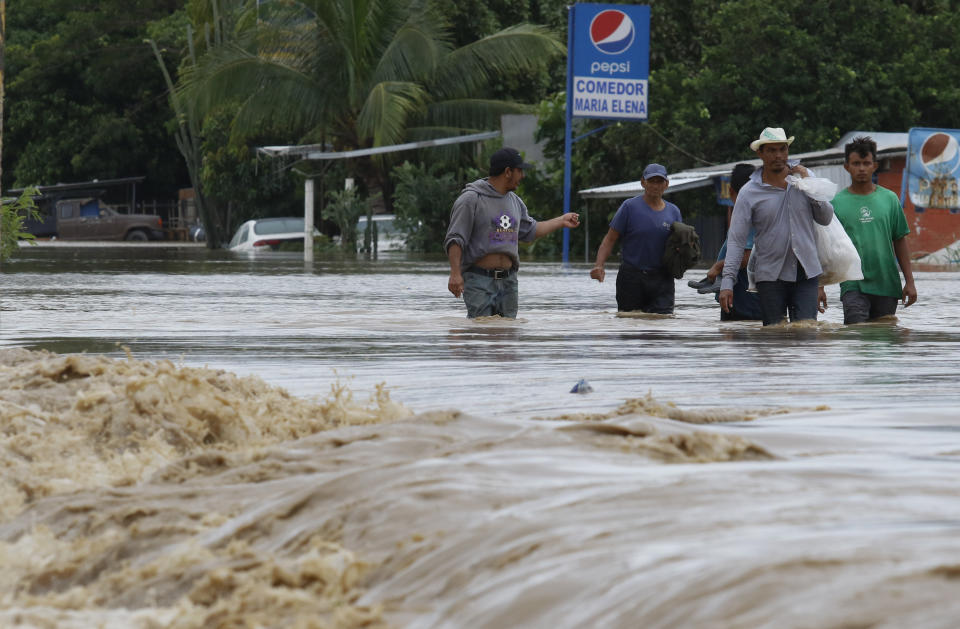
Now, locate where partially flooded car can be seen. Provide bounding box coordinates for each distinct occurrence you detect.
[228,217,320,252]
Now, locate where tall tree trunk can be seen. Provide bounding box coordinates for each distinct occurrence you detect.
[148,35,222,248]
[0,0,5,267]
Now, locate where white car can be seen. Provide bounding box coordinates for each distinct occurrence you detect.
[228,217,320,252]
[356,214,405,252]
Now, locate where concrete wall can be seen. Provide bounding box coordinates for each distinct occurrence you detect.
[501,114,546,165]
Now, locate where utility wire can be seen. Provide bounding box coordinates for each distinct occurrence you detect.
[645,123,719,166]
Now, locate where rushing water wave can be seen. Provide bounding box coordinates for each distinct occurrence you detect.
[2,244,960,628]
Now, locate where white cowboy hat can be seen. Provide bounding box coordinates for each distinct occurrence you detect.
[750,127,795,151]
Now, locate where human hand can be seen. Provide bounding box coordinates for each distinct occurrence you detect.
[902,281,917,307]
[448,273,463,298]
[706,260,723,282]
[590,266,605,283]
[561,213,580,228]
[788,164,810,178]
[818,286,828,313]
[718,289,733,312]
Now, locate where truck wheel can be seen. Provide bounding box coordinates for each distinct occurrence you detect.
[126,229,149,241]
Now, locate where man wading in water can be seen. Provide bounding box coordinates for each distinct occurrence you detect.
[590,163,684,314]
[719,127,835,325]
[831,135,918,323]
[444,147,580,318]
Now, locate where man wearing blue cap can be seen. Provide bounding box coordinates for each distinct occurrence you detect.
[590,163,683,313]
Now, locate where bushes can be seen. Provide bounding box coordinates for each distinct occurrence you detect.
[391,161,478,253]
[1,188,41,262]
[325,188,371,251]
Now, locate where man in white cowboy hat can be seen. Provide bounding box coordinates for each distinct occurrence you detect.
[718,127,835,325]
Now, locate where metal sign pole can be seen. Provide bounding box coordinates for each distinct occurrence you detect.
[561,5,575,266]
[564,3,651,267]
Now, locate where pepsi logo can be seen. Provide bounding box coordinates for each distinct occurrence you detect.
[920,132,960,176]
[590,9,635,55]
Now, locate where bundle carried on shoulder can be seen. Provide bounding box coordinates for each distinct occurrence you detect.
[662,221,701,280]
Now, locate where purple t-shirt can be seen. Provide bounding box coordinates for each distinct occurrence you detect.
[609,196,682,270]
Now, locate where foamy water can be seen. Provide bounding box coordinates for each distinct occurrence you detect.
[1,244,959,628]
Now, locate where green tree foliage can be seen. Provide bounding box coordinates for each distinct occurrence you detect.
[198,105,301,238]
[178,0,565,218]
[564,0,960,182]
[325,187,370,251]
[391,160,472,253]
[535,0,960,255]
[0,187,40,262]
[5,1,185,198]
[432,0,569,101]
[8,0,960,259]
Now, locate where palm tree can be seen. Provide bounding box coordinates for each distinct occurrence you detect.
[179,0,564,213]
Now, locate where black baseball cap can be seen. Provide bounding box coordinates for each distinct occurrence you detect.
[490,147,534,175]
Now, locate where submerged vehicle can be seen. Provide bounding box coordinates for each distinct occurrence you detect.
[356,214,405,252]
[24,198,164,241]
[228,217,320,252]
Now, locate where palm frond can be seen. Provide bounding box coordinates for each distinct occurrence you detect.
[430,24,565,101]
[357,80,428,147]
[179,44,328,137]
[229,71,330,141]
[422,98,532,132]
[373,21,450,84]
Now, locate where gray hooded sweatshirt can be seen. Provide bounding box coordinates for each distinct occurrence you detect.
[443,178,538,271]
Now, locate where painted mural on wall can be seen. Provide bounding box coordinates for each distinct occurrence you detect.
[904,128,960,211]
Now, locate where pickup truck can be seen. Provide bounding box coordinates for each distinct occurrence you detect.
[39,198,165,241]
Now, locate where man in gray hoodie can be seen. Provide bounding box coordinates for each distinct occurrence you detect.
[444,147,580,318]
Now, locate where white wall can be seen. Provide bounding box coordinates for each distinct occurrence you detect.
[500,114,546,165]
[813,164,852,189]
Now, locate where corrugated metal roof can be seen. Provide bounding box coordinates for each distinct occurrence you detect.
[578,131,909,200]
[579,170,729,199]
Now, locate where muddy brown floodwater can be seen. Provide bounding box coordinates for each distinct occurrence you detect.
[2,244,960,628]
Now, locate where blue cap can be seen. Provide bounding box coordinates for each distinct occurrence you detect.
[642,163,669,180]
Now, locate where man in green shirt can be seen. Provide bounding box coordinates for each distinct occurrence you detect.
[832,136,918,324]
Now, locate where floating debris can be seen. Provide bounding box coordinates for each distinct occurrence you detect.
[570,378,593,394]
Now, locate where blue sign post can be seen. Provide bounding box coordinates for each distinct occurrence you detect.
[562,3,650,264]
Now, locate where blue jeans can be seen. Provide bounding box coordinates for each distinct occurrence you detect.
[756,267,819,326]
[463,268,519,318]
[716,268,763,321]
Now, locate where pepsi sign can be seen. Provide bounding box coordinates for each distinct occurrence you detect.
[903,127,960,210]
[590,9,635,55]
[570,3,650,120]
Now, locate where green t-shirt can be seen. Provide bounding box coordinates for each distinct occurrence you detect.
[832,185,909,298]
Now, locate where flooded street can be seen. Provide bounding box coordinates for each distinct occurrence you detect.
[2,243,960,628]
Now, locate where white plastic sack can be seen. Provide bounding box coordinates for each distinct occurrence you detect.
[746,217,863,289]
[815,217,863,285]
[786,175,837,202]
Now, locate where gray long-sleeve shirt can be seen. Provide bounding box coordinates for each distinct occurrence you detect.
[443,178,537,271]
[720,167,834,291]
